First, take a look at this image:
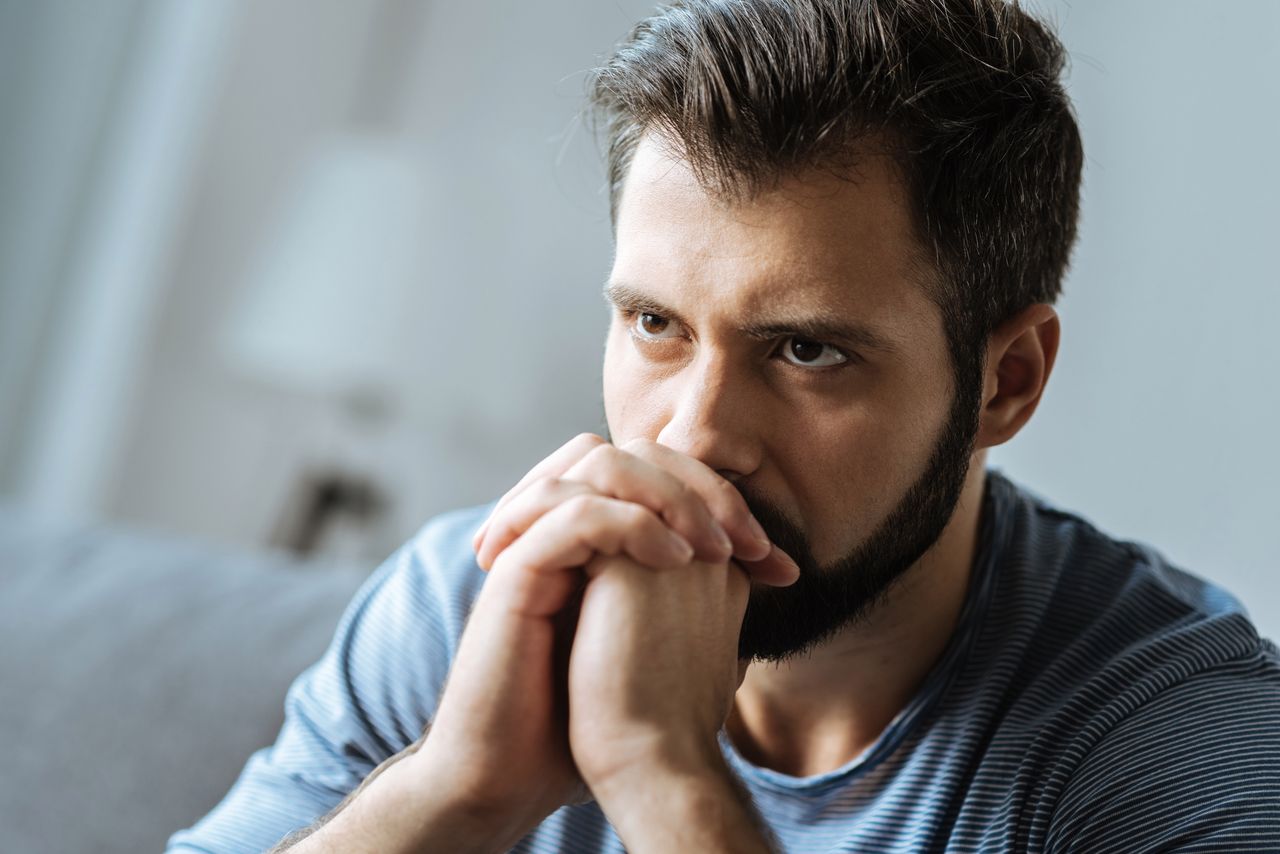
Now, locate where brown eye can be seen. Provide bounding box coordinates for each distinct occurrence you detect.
[630,312,681,340]
[639,313,669,335]
[782,337,848,368]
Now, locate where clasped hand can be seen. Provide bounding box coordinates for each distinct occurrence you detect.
[414,434,798,846]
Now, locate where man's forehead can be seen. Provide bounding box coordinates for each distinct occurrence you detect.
[611,135,935,351]
[620,132,919,259]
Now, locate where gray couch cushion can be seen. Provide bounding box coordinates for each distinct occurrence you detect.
[0,506,370,854]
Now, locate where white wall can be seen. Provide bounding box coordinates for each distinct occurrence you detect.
[0,0,145,488]
[990,1,1280,640]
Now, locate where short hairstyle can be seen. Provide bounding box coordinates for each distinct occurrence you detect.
[587,0,1083,422]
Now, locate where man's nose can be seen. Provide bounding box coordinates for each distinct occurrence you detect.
[655,354,761,481]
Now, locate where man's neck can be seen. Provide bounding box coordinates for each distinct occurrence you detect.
[726,456,991,778]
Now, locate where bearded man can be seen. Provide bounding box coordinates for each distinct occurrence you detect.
[169,1,1280,851]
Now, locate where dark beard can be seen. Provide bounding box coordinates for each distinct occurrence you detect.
[734,371,982,663]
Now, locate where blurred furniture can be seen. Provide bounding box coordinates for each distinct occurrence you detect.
[216,133,427,561]
[0,504,370,853]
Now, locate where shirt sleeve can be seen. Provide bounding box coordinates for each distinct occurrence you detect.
[1045,643,1280,853]
[164,504,491,853]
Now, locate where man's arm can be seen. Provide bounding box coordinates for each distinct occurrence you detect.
[266,726,531,854]
[1045,648,1280,853]
[165,512,504,853]
[265,738,412,853]
[171,435,788,853]
[266,727,425,854]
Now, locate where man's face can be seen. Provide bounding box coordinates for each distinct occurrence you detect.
[602,134,979,662]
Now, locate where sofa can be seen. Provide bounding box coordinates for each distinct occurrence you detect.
[0,505,371,853]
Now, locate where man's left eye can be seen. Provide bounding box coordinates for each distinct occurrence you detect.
[781,338,849,368]
[630,311,682,340]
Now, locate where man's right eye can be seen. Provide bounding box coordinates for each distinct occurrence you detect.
[623,310,683,341]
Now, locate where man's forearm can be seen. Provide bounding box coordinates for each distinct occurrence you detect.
[268,732,424,853]
[269,730,529,854]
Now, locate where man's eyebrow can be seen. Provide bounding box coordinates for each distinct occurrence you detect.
[602,281,902,356]
[603,282,680,321]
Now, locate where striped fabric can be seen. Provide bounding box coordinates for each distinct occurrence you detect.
[166,468,1280,852]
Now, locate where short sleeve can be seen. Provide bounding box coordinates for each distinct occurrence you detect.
[165,504,492,853]
[1045,644,1280,853]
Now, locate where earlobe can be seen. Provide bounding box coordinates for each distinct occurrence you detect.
[974,304,1060,450]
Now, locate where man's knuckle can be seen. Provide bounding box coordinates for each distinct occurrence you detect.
[529,475,562,500]
[562,492,598,522]
[585,442,625,476]
[668,474,695,502]
[624,501,655,527]
[571,432,604,450]
[695,478,732,512]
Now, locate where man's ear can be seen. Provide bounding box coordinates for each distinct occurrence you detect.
[973,303,1060,451]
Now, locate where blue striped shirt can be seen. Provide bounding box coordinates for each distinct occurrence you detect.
[167,468,1280,852]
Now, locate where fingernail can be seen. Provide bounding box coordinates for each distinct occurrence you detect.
[776,546,801,582]
[712,522,733,554]
[746,514,770,549]
[668,531,695,562]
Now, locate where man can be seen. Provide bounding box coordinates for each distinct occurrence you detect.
[168,1,1280,851]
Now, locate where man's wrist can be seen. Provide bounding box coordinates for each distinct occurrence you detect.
[399,745,552,852]
[588,747,776,854]
[277,752,514,854]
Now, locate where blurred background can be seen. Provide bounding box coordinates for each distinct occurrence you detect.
[1,0,1276,635]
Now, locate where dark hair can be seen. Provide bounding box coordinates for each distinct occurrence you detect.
[587,0,1083,431]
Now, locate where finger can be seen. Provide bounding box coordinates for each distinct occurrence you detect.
[472,433,606,552]
[622,440,800,587]
[488,494,697,618]
[562,443,734,565]
[475,476,595,571]
[622,440,770,561]
[738,543,801,587]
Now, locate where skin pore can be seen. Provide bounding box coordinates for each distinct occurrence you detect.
[600,133,1058,777]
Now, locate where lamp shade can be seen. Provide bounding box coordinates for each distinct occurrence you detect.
[218,134,426,401]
